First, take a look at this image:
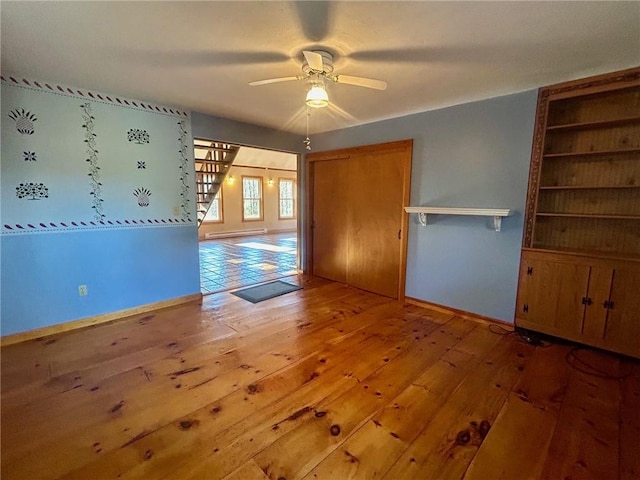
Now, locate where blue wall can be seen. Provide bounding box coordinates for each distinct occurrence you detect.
[192,112,303,154]
[312,91,538,322]
[1,78,201,336]
[1,80,536,335]
[1,227,199,333]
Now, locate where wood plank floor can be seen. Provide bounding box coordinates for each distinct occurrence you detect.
[1,276,638,480]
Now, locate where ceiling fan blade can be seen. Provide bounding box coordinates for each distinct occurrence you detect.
[333,75,387,90]
[249,76,302,86]
[303,50,324,72]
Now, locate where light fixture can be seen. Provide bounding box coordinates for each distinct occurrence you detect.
[227,175,234,185]
[306,83,328,108]
[266,169,274,186]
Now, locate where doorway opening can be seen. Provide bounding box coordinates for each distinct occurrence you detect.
[193,139,299,294]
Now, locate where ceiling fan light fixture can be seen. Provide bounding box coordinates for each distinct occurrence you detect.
[306,84,329,108]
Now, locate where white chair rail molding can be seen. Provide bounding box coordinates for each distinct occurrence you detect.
[404,206,515,232]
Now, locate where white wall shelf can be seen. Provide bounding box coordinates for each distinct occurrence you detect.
[404,207,514,232]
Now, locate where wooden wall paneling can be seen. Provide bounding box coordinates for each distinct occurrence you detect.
[539,153,640,187]
[533,217,640,257]
[547,86,640,125]
[537,188,640,215]
[544,124,640,155]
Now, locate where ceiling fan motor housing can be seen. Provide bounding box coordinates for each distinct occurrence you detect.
[302,50,334,75]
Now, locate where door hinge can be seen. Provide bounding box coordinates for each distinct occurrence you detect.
[581,297,592,306]
[603,300,615,310]
[398,229,401,240]
[523,304,529,313]
[526,266,533,276]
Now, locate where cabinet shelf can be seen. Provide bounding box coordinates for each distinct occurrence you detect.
[539,185,640,190]
[543,148,640,159]
[536,212,640,220]
[546,116,640,132]
[404,207,513,231]
[524,246,640,262]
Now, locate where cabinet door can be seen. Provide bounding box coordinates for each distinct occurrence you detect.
[517,256,590,337]
[515,256,537,321]
[604,268,640,356]
[581,267,613,341]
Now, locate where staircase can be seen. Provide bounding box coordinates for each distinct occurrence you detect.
[194,140,240,226]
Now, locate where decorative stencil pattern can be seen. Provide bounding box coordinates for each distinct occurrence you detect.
[133,187,151,207]
[80,103,105,221]
[16,182,49,200]
[1,75,195,236]
[128,128,150,144]
[3,218,188,234]
[177,120,191,221]
[8,108,37,134]
[1,75,189,117]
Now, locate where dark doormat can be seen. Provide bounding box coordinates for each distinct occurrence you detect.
[231,280,302,304]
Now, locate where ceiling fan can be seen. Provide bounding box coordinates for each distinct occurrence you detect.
[249,50,387,108]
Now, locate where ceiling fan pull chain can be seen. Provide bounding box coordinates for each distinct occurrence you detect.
[304,106,312,151]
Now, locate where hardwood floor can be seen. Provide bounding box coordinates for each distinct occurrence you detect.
[1,276,638,480]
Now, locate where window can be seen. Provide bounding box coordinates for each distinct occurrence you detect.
[279,178,296,219]
[203,188,223,223]
[242,176,263,221]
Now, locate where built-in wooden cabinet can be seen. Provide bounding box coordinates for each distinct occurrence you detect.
[516,250,640,358]
[517,67,640,358]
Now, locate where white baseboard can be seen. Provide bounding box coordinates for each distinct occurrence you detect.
[204,228,267,240]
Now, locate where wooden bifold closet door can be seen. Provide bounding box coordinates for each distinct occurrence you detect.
[307,140,412,299]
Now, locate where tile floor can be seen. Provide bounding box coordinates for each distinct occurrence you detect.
[199,232,299,294]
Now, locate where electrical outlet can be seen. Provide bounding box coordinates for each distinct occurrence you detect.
[173,206,180,216]
[78,284,88,296]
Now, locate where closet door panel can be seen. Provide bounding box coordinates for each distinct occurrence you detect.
[312,159,349,284]
[347,150,405,298]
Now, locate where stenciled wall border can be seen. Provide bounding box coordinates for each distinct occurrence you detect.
[0,75,189,118]
[2,217,191,235]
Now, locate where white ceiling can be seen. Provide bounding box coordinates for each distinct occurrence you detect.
[2,1,639,135]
